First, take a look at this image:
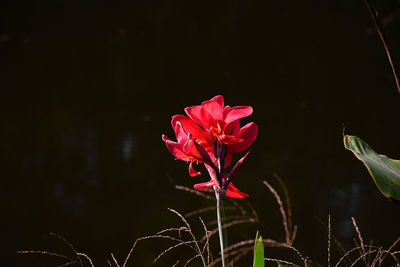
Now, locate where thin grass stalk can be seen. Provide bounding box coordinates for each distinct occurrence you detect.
[264,257,301,266]
[379,236,400,265]
[209,245,252,267]
[16,250,69,260]
[351,217,368,266]
[58,261,77,267]
[274,173,293,230]
[364,0,400,94]
[50,232,83,266]
[263,180,291,245]
[216,192,228,267]
[77,252,95,267]
[328,215,331,267]
[167,208,207,266]
[202,218,256,242]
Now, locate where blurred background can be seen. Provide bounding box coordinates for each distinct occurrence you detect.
[2,0,400,266]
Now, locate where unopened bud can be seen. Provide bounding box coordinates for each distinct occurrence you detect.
[224,151,250,189]
[193,141,217,169]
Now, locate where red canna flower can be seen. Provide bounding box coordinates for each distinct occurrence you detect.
[162,95,258,199]
[184,95,258,154]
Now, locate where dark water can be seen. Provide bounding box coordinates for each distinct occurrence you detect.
[2,1,400,266]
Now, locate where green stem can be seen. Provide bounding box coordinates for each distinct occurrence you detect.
[216,192,228,267]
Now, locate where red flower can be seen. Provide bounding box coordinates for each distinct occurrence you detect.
[185,95,258,154]
[162,95,257,199]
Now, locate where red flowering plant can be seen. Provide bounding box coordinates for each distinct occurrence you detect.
[162,95,258,200]
[162,95,258,267]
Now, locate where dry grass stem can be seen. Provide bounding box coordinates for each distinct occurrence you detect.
[78,252,95,267]
[350,250,378,267]
[274,173,293,230]
[185,206,236,218]
[290,225,298,245]
[16,250,70,259]
[379,236,400,265]
[17,233,95,267]
[263,180,292,245]
[167,208,207,266]
[227,247,253,266]
[208,215,248,226]
[200,218,256,242]
[365,0,400,94]
[351,217,365,254]
[110,253,120,267]
[184,206,216,217]
[58,261,77,267]
[247,201,260,222]
[122,234,197,267]
[50,232,83,266]
[208,246,252,267]
[328,215,331,267]
[156,227,189,237]
[285,246,305,262]
[174,185,214,200]
[153,240,197,263]
[333,244,400,267]
[183,254,201,267]
[224,239,284,254]
[335,246,372,267]
[227,198,247,215]
[352,217,369,266]
[199,217,212,264]
[371,248,383,266]
[315,215,350,266]
[265,257,301,266]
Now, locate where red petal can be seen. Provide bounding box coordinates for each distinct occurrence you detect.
[174,121,189,144]
[229,122,258,153]
[220,134,243,145]
[225,183,249,199]
[162,135,188,160]
[172,115,204,140]
[228,151,250,180]
[224,153,232,168]
[183,139,202,159]
[223,120,240,136]
[189,161,201,177]
[223,106,253,124]
[205,164,220,189]
[203,99,223,121]
[185,105,214,128]
[194,180,214,190]
[207,95,224,107]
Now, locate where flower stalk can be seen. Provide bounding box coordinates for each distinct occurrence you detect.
[216,191,228,267]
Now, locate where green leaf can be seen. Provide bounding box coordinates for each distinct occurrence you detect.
[253,231,265,267]
[305,260,322,267]
[344,134,400,201]
[277,264,290,267]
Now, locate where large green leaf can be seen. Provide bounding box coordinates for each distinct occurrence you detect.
[253,231,265,267]
[344,134,400,201]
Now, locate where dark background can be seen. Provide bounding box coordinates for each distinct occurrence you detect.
[1,0,400,266]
